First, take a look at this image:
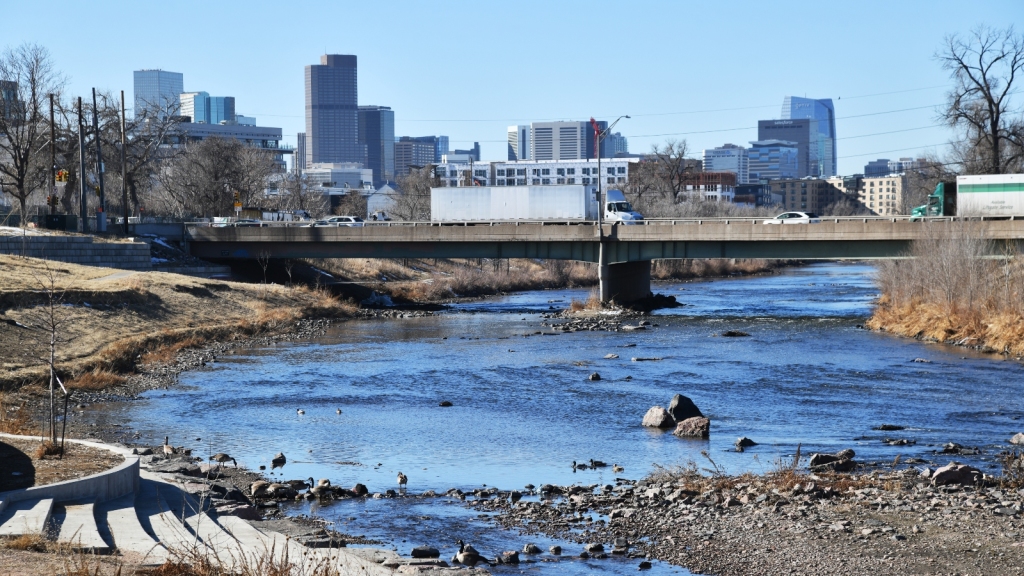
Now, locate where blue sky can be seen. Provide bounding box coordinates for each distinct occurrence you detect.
[7,0,1022,174]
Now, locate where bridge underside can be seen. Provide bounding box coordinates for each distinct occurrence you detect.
[187,239,935,264]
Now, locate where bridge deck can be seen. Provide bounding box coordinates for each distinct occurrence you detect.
[185,220,1024,263]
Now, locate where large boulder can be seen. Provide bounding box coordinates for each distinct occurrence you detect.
[668,394,704,421]
[931,462,984,486]
[673,417,710,439]
[1010,432,1024,445]
[641,406,675,429]
[809,449,856,472]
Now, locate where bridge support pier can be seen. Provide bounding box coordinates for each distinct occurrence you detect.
[599,258,652,304]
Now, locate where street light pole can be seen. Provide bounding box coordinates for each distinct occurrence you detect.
[590,115,629,303]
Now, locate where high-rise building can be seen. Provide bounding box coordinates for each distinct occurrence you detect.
[605,132,628,157]
[747,140,799,181]
[702,144,749,184]
[295,132,306,175]
[452,142,480,162]
[769,178,846,213]
[179,92,209,123]
[133,69,184,119]
[358,105,396,185]
[399,136,448,163]
[304,54,362,168]
[782,97,836,177]
[507,125,530,160]
[829,174,906,215]
[864,158,891,177]
[530,120,607,161]
[757,120,820,178]
[394,137,437,177]
[208,96,235,124]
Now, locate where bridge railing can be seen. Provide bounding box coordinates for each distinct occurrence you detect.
[183,215,1010,228]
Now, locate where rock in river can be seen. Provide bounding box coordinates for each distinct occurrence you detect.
[668,394,704,421]
[411,546,440,558]
[641,406,675,429]
[735,437,757,450]
[1010,432,1024,445]
[588,372,601,381]
[673,416,711,439]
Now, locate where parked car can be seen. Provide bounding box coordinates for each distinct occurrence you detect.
[233,219,264,227]
[320,216,364,227]
[369,210,392,222]
[763,212,821,225]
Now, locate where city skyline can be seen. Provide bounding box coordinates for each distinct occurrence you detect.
[8,0,1022,175]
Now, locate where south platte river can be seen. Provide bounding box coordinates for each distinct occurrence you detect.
[91,262,1024,575]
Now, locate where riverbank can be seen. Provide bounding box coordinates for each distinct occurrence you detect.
[469,462,1024,575]
[867,297,1024,358]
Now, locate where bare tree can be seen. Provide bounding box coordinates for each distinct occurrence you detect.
[22,262,72,445]
[332,189,367,217]
[158,137,275,218]
[937,26,1024,175]
[266,172,328,218]
[0,44,65,223]
[392,165,434,221]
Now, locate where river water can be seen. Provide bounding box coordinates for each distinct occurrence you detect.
[95,263,1024,575]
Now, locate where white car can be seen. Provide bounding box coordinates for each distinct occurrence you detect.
[763,212,821,225]
[319,216,364,227]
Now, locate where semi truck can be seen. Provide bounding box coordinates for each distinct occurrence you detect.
[911,174,1024,219]
[430,185,644,223]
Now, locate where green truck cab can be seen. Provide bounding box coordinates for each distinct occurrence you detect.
[910,181,957,220]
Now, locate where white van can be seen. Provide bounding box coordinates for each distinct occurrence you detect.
[604,189,644,224]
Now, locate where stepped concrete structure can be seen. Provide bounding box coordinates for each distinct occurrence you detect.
[0,434,464,573]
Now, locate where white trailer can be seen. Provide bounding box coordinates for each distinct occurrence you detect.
[957,174,1024,217]
[431,185,599,222]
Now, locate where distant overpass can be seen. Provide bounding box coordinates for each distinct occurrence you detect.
[185,218,1024,303]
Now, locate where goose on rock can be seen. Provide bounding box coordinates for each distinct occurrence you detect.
[210,453,236,468]
[271,452,287,469]
[397,472,408,488]
[453,540,488,567]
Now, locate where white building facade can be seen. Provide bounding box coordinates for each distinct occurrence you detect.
[531,121,589,161]
[433,158,640,188]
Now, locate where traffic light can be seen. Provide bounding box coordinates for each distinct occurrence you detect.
[46,195,59,208]
[233,191,240,203]
[55,169,69,183]
[94,185,101,197]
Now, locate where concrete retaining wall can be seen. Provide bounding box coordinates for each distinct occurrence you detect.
[0,434,139,505]
[0,235,151,270]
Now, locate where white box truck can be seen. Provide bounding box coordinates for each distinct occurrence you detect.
[912,174,1024,218]
[430,185,643,223]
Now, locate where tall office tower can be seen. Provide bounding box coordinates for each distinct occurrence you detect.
[295,132,306,174]
[757,119,818,178]
[530,120,608,161]
[864,158,891,177]
[702,144,750,184]
[507,125,531,160]
[208,96,236,124]
[179,91,209,123]
[781,97,836,177]
[305,54,363,166]
[605,132,628,157]
[358,105,396,185]
[394,137,437,177]
[133,69,184,119]
[434,136,449,162]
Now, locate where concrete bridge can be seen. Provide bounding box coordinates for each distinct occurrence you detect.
[185,218,1024,303]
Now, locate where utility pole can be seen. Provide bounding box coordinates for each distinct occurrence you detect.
[77,97,88,233]
[91,88,106,232]
[120,90,129,235]
[49,94,56,215]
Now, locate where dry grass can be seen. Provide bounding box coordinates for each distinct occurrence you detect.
[871,220,1024,356]
[33,441,63,459]
[650,258,783,280]
[0,392,33,434]
[2,534,47,552]
[67,368,127,391]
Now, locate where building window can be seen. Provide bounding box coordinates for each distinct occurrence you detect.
[542,169,550,175]
[450,180,457,187]
[517,179,526,185]
[436,168,447,177]
[475,170,486,177]
[582,177,590,185]
[532,178,540,185]
[557,178,565,184]
[532,169,540,176]
[497,179,505,185]
[567,178,575,184]
[618,177,625,183]
[607,168,615,175]
[556,168,565,176]
[542,178,551,184]
[617,167,626,174]
[517,169,525,176]
[496,169,505,176]
[607,177,614,184]
[566,168,575,175]
[582,168,590,175]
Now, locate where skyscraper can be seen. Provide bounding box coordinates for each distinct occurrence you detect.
[508,125,530,160]
[133,69,183,119]
[747,140,799,181]
[781,97,836,177]
[179,92,209,123]
[703,144,749,184]
[530,121,607,161]
[358,105,395,185]
[295,132,306,175]
[757,119,818,178]
[208,96,236,124]
[394,137,436,177]
[605,132,629,157]
[305,55,362,168]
